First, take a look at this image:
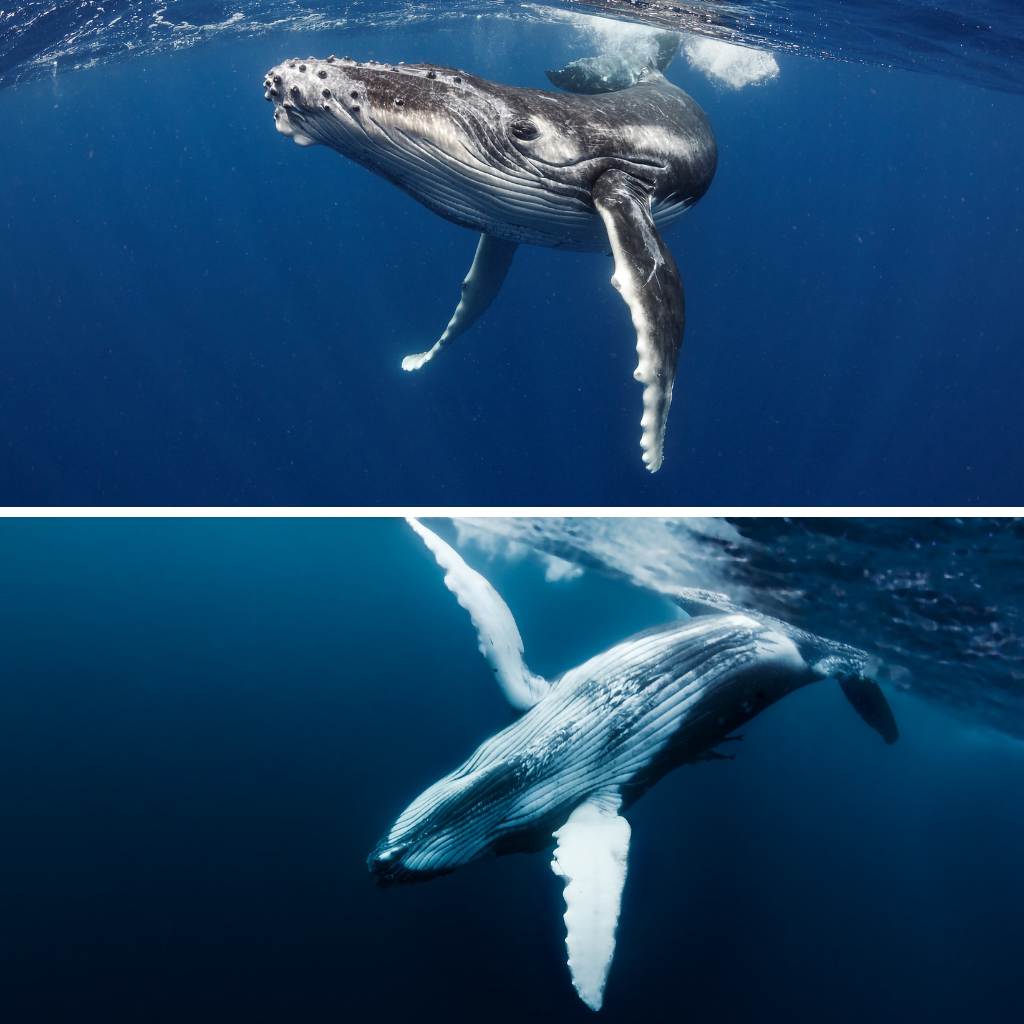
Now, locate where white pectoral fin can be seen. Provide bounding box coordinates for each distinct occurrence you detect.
[401,233,518,372]
[551,792,631,1012]
[406,518,549,710]
[592,169,685,473]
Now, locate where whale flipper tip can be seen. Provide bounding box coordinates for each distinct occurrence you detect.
[641,450,663,474]
[401,351,432,372]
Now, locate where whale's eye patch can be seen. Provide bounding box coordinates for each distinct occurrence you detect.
[510,118,540,142]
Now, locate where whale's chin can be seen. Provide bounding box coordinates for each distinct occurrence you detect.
[367,851,455,887]
[272,107,316,147]
[370,867,454,889]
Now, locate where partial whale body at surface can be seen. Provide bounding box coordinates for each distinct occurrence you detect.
[367,520,900,1011]
[264,37,716,471]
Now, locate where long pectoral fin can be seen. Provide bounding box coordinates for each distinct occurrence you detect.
[592,169,685,473]
[551,791,631,1012]
[406,518,550,711]
[401,233,518,372]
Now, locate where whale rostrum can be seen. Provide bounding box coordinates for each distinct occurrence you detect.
[264,42,717,471]
[367,520,900,1011]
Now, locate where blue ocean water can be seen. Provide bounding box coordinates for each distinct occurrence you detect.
[1,517,1022,1021]
[2,4,1024,503]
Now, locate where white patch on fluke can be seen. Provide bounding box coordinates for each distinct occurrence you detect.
[552,792,631,1012]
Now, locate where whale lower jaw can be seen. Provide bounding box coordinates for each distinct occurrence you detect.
[273,107,315,146]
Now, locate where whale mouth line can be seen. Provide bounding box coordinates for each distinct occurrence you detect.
[367,841,456,887]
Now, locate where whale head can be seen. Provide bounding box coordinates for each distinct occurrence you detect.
[266,55,581,168]
[367,773,495,885]
[367,753,537,885]
[262,55,667,244]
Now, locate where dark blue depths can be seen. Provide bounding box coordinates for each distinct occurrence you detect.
[1,17,1024,504]
[1,519,1023,1022]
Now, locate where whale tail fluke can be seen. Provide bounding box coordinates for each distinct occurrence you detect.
[837,675,900,745]
[546,31,680,94]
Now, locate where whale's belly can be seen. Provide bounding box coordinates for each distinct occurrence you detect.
[391,164,602,250]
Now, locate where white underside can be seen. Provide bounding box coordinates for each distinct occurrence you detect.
[552,791,631,1012]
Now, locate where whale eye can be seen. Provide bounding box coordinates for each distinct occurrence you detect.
[510,118,540,142]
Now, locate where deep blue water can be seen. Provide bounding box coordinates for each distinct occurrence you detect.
[2,8,1024,503]
[2,518,1023,1022]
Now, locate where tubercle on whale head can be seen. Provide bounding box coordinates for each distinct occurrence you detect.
[262,55,484,149]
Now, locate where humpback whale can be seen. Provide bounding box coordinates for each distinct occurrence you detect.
[263,40,716,471]
[368,520,900,1011]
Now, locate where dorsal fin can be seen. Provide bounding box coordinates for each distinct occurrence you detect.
[407,518,550,711]
[546,31,679,94]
